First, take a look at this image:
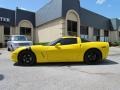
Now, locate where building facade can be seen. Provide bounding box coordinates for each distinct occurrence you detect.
[0,0,120,47]
[0,8,35,47]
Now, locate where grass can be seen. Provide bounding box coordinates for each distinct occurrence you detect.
[34,42,49,46]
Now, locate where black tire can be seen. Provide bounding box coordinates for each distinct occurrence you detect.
[8,48,11,51]
[84,49,102,65]
[18,50,36,66]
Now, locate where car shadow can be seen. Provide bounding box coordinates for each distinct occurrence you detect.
[98,59,119,65]
[14,59,118,67]
[0,74,4,81]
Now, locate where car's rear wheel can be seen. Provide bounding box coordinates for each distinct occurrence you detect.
[84,49,102,65]
[18,50,36,66]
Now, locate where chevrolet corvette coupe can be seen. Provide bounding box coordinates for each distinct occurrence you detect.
[11,37,109,65]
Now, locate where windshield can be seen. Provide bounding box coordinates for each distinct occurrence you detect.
[12,36,27,41]
[48,38,61,46]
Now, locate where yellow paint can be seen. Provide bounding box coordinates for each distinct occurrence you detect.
[11,37,109,63]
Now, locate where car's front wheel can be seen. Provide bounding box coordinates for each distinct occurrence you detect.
[18,50,36,66]
[84,49,102,65]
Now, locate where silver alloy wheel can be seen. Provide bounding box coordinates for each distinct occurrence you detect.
[18,50,36,66]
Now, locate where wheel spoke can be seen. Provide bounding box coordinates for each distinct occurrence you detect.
[18,51,36,66]
[22,53,33,64]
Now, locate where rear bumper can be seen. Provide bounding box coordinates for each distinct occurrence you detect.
[102,47,109,60]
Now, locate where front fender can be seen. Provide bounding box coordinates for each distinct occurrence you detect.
[30,45,48,63]
[11,47,30,62]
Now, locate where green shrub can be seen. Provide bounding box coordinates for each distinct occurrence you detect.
[110,41,120,46]
[34,42,49,46]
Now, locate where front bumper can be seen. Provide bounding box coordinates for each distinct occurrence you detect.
[11,52,18,63]
[11,47,28,63]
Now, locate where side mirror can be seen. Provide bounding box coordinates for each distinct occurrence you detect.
[55,43,61,48]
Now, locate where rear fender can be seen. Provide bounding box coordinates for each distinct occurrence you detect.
[80,44,103,61]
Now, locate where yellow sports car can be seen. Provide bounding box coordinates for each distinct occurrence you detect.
[11,37,109,66]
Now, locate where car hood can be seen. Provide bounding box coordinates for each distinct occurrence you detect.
[11,41,32,43]
[12,45,43,53]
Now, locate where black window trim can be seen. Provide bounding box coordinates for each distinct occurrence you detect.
[60,38,77,45]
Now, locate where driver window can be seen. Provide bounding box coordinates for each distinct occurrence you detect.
[61,38,77,45]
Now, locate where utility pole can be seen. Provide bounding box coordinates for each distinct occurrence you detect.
[15,0,19,35]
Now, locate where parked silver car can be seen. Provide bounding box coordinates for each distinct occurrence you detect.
[7,35,32,51]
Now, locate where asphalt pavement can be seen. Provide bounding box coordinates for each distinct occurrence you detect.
[0,47,120,90]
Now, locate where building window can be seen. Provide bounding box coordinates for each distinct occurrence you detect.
[4,26,10,46]
[93,28,100,41]
[104,30,109,37]
[104,30,109,42]
[20,27,32,40]
[119,32,120,37]
[4,27,10,35]
[80,26,88,35]
[20,27,31,36]
[93,28,100,36]
[80,26,88,40]
[100,37,105,42]
[104,37,109,42]
[67,20,77,36]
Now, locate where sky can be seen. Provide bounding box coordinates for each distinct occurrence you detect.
[0,0,119,19]
[81,0,120,19]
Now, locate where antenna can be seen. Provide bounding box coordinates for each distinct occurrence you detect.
[17,0,19,8]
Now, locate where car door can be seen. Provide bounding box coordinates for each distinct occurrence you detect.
[46,38,81,62]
